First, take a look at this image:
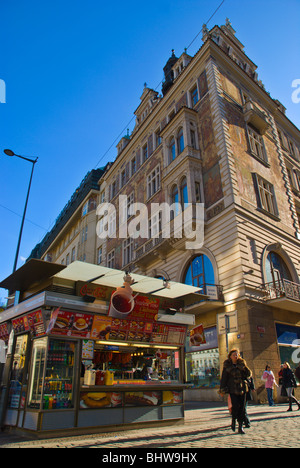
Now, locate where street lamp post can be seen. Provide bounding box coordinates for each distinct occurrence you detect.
[3,149,38,273]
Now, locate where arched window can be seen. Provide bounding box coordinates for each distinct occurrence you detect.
[265,252,292,285]
[180,177,188,208]
[184,255,215,288]
[177,128,184,154]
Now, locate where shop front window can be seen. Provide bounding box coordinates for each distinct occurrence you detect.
[276,323,300,372]
[185,327,220,388]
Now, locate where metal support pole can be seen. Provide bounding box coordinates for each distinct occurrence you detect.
[12,158,37,273]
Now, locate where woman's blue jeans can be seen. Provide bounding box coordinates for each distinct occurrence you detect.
[267,388,274,406]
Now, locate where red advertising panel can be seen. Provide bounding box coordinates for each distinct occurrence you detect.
[189,324,206,346]
[27,310,46,337]
[12,315,30,334]
[47,309,94,338]
[0,322,10,342]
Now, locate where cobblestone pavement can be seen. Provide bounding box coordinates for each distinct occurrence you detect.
[0,402,299,448]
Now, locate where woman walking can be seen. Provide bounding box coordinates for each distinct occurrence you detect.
[220,349,252,435]
[262,365,278,406]
[282,362,300,412]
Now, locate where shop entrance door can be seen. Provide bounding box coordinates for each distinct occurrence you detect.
[1,333,31,428]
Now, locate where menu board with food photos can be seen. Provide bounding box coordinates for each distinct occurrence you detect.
[47,309,187,346]
[12,309,46,337]
[79,389,183,408]
[47,308,94,338]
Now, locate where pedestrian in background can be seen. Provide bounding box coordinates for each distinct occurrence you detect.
[282,362,300,412]
[220,348,252,435]
[262,365,278,406]
[294,363,300,384]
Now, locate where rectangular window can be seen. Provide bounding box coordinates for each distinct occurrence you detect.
[149,212,162,238]
[107,250,115,269]
[123,238,134,266]
[147,166,160,199]
[131,157,136,175]
[108,211,116,237]
[82,202,88,217]
[143,144,148,162]
[155,129,162,148]
[111,181,117,199]
[127,192,134,218]
[97,246,102,264]
[294,170,300,191]
[247,125,267,163]
[121,170,126,187]
[253,174,279,217]
[191,85,199,107]
[190,129,196,149]
[71,247,76,262]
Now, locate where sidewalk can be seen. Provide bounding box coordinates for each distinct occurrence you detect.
[0,402,299,448]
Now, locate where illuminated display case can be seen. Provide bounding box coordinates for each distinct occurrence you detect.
[27,337,77,410]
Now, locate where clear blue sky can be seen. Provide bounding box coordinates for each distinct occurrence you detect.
[0,0,299,303]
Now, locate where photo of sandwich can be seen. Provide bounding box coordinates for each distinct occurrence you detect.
[54,316,69,329]
[74,317,87,330]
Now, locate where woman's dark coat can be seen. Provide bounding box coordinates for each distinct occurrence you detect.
[282,367,297,389]
[220,358,252,395]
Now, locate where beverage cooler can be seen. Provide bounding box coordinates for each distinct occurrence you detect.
[6,336,80,433]
[28,338,77,411]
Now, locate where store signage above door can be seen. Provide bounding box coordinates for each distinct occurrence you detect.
[76,281,114,302]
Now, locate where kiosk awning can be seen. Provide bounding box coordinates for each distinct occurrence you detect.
[53,261,207,300]
[0,259,66,292]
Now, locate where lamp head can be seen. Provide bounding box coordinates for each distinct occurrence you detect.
[4,149,15,157]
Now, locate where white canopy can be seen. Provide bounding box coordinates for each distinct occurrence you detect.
[53,261,205,300]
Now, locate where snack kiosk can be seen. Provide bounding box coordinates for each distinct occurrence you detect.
[0,260,202,436]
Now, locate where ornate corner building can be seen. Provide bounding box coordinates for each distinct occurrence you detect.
[31,20,300,401]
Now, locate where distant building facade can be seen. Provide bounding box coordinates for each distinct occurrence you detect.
[29,166,110,266]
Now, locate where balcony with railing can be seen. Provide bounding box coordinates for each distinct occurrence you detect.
[263,279,300,312]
